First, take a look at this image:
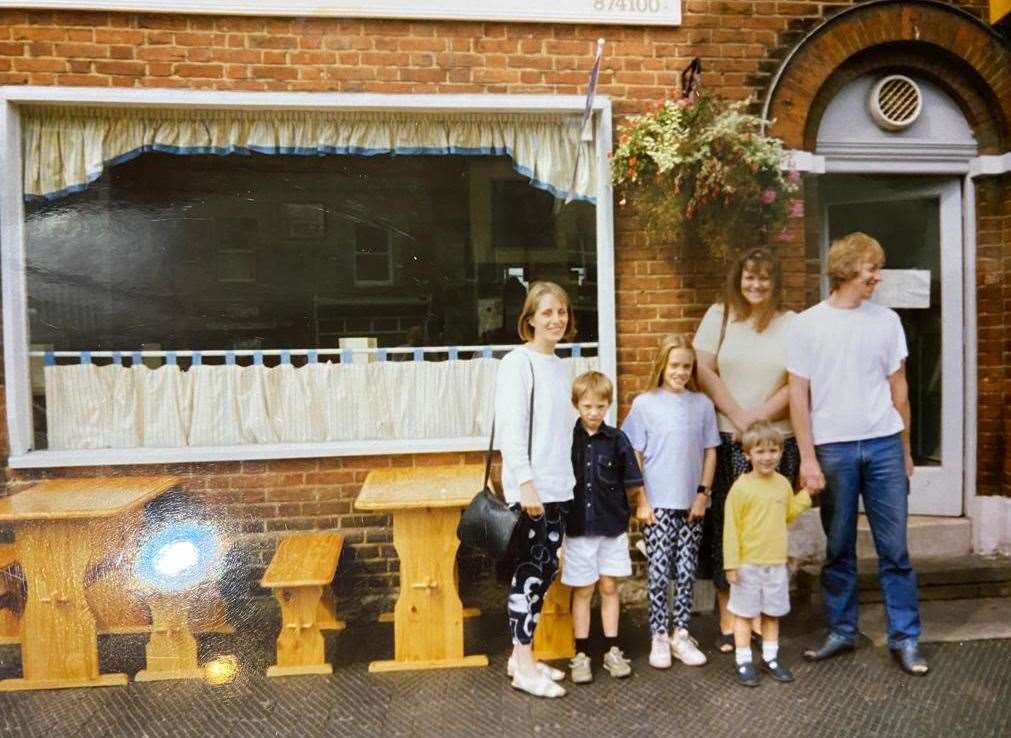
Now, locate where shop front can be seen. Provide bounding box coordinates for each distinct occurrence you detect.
[0,0,1008,612]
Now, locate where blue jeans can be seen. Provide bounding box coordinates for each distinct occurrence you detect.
[816,432,921,648]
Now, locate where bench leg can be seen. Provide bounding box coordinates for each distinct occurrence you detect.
[532,578,575,662]
[135,595,203,682]
[317,587,346,632]
[267,585,332,677]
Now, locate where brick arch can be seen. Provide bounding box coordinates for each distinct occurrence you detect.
[800,43,1006,153]
[763,0,1011,152]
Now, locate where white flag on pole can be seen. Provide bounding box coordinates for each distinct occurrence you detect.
[566,38,605,204]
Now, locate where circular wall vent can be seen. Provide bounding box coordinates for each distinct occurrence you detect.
[868,75,923,131]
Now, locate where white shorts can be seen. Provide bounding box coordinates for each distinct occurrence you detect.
[727,563,791,618]
[561,533,632,587]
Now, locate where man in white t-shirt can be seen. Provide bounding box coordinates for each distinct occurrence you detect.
[787,232,927,677]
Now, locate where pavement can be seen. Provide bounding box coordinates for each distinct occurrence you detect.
[0,591,1008,738]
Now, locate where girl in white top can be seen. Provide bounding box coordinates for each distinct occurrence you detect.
[693,247,799,653]
[495,281,576,699]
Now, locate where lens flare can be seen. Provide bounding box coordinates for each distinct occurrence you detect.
[136,521,222,594]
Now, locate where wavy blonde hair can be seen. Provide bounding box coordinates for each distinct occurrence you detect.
[644,334,699,392]
[827,232,885,291]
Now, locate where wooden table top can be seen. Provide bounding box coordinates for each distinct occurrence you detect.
[0,476,180,522]
[355,464,484,511]
[260,532,344,589]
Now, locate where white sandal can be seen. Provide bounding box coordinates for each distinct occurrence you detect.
[511,669,566,698]
[506,657,565,682]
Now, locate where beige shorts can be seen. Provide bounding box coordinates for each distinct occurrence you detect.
[727,563,791,618]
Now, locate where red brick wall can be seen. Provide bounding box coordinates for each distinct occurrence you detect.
[976,174,1011,498]
[0,2,1005,610]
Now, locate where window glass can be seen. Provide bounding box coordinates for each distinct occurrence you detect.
[25,152,599,450]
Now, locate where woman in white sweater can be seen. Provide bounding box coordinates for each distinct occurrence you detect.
[496,281,577,699]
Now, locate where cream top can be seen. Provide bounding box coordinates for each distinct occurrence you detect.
[693,303,796,437]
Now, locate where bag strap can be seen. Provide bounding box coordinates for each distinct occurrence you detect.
[715,302,730,360]
[483,353,536,497]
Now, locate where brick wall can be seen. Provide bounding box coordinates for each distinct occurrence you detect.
[0,1,1006,613]
[976,174,1011,498]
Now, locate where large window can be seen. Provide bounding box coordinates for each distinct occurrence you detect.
[28,153,598,354]
[1,91,615,465]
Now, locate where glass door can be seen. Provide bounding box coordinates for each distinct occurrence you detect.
[822,176,963,516]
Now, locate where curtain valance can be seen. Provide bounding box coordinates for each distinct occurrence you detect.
[22,106,597,202]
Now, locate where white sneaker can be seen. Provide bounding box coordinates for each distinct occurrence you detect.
[506,656,565,682]
[511,669,567,698]
[671,628,707,666]
[649,634,672,669]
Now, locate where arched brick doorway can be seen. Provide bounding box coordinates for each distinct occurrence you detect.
[759,0,1011,548]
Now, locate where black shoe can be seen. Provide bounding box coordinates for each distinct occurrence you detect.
[735,661,760,687]
[804,634,856,662]
[761,658,795,683]
[716,632,734,654]
[891,642,929,676]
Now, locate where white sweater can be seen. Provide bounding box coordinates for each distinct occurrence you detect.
[493,346,576,505]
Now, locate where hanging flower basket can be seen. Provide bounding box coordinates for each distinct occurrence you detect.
[611,94,799,259]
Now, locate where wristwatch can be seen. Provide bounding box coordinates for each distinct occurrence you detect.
[697,485,711,497]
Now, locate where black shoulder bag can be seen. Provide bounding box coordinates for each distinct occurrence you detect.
[457,358,535,560]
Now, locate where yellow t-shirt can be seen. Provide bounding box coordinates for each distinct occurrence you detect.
[693,303,795,437]
[723,471,811,570]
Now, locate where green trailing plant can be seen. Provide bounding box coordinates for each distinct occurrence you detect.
[611,94,800,259]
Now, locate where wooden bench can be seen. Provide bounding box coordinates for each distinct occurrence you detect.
[261,531,345,678]
[0,543,22,645]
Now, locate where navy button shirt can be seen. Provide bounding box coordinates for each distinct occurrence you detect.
[567,419,644,538]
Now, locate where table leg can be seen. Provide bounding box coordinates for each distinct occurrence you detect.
[369,508,487,673]
[0,520,127,691]
[135,594,203,682]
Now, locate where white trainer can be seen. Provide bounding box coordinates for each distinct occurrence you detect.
[649,634,672,669]
[506,656,565,682]
[511,669,567,698]
[671,628,708,666]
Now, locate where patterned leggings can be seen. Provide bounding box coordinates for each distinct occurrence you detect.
[643,508,703,636]
[506,502,567,646]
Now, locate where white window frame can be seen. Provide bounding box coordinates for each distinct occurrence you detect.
[352,225,395,287]
[0,87,617,468]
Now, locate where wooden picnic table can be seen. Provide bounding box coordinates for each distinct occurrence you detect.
[0,476,179,691]
[355,464,488,673]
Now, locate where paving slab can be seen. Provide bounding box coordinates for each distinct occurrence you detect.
[860,596,1011,647]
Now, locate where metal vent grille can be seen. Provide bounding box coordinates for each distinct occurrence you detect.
[868,75,923,131]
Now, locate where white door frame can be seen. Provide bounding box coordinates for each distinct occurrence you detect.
[820,177,964,516]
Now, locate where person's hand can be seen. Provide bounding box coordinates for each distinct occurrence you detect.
[800,486,820,498]
[688,493,708,523]
[800,457,825,493]
[725,569,738,584]
[636,502,656,525]
[519,482,544,518]
[904,449,914,479]
[730,409,759,442]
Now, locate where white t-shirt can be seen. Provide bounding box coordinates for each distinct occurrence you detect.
[786,300,907,445]
[693,304,796,437]
[620,389,721,510]
[494,345,576,505]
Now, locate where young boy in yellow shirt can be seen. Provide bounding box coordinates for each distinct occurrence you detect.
[724,420,818,687]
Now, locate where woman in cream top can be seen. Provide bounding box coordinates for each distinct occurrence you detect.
[693,247,799,653]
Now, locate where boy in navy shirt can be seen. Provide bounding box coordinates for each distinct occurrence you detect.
[564,371,650,683]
